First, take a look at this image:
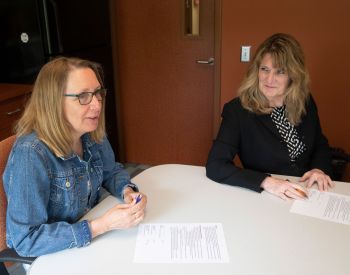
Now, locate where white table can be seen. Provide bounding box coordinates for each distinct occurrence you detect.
[28,164,350,275]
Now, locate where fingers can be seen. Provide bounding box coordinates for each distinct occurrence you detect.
[115,203,133,209]
[283,187,307,200]
[133,210,145,224]
[300,169,335,192]
[262,177,298,200]
[123,196,133,204]
[326,175,335,188]
[305,174,334,191]
[264,177,309,201]
[124,192,148,208]
[134,193,147,204]
[108,207,145,230]
[92,205,145,238]
[279,192,290,201]
[265,170,334,201]
[317,178,326,191]
[124,203,146,221]
[133,194,148,211]
[124,208,145,228]
[304,173,319,188]
[316,176,334,192]
[123,192,138,204]
[300,171,311,182]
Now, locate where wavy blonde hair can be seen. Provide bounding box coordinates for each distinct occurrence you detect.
[239,33,310,125]
[16,57,106,157]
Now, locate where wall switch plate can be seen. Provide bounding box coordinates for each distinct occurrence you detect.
[241,46,251,62]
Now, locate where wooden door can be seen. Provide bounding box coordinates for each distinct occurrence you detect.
[114,0,218,165]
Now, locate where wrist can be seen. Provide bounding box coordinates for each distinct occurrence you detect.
[260,175,271,190]
[89,217,107,238]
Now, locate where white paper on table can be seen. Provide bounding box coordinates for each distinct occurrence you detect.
[290,189,350,225]
[134,223,229,263]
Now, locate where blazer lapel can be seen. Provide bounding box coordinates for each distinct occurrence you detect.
[255,113,281,139]
[255,113,292,160]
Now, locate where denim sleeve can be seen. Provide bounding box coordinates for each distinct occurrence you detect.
[3,143,92,257]
[99,138,138,199]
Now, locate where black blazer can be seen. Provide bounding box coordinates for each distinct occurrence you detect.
[206,96,332,192]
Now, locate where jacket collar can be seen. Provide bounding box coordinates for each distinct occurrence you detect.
[59,133,96,160]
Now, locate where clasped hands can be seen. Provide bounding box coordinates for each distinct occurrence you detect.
[90,189,147,238]
[261,168,334,200]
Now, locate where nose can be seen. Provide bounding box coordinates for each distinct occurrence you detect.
[266,71,275,84]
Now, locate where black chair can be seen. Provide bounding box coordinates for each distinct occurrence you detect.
[330,147,350,181]
[0,249,35,275]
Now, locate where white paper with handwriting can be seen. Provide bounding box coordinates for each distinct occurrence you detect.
[134,223,229,263]
[290,189,350,225]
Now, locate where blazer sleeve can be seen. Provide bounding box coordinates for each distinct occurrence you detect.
[206,101,268,192]
[307,97,333,177]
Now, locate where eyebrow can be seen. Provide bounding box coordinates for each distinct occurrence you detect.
[77,86,102,93]
[260,64,285,71]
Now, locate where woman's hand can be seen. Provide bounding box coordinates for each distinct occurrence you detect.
[299,169,334,191]
[89,192,147,238]
[261,176,308,200]
[123,187,141,204]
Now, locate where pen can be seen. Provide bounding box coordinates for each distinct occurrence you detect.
[135,194,142,204]
[285,179,308,198]
[294,187,308,198]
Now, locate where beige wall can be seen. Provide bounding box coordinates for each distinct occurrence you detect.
[220,0,350,180]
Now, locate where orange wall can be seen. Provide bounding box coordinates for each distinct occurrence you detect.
[220,0,350,180]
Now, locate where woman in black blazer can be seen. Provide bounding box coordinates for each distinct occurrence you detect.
[206,33,334,200]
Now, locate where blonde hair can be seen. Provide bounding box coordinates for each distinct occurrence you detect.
[239,33,310,125]
[16,57,106,157]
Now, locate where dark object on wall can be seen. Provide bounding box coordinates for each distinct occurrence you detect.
[0,0,119,156]
[330,147,350,181]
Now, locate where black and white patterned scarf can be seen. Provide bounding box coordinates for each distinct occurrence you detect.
[270,106,306,162]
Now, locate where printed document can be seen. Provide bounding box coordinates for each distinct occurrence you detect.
[290,189,350,225]
[134,223,229,263]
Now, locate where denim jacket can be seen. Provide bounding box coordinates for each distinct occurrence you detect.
[3,132,138,257]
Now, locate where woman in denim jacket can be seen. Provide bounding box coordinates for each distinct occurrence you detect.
[3,57,147,257]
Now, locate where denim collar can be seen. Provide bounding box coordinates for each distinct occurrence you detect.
[59,134,97,161]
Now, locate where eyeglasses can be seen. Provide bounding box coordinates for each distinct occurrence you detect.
[64,88,107,105]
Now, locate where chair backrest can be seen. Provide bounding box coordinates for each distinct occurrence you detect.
[330,147,350,181]
[0,136,16,252]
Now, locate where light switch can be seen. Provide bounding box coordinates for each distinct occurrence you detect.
[241,46,251,62]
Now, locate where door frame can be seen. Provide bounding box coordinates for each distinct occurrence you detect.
[213,0,222,138]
